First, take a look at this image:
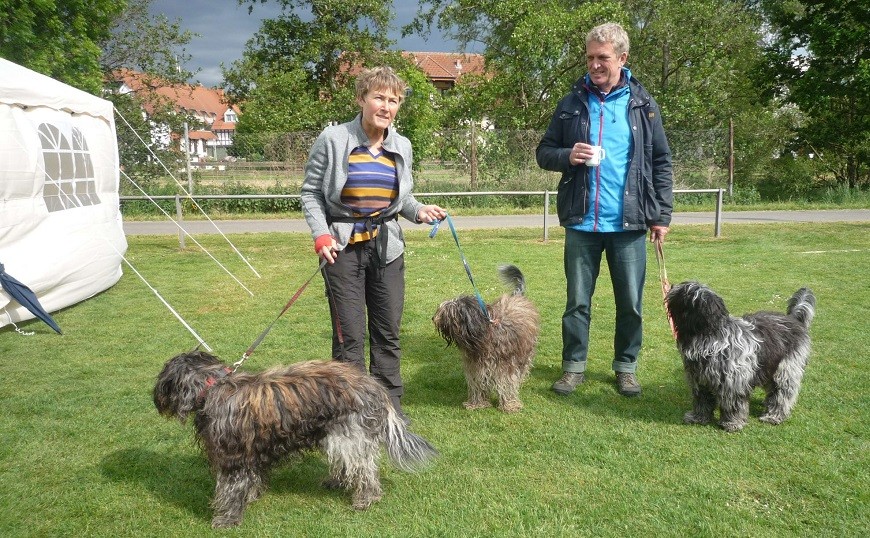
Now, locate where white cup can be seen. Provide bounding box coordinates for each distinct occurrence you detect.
[585,146,606,167]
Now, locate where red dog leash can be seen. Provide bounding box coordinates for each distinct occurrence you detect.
[232,259,328,372]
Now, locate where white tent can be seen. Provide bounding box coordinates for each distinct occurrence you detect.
[0,58,126,330]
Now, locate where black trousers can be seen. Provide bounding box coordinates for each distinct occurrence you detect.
[323,241,405,400]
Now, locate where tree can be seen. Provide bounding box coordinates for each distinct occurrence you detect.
[227,0,394,102]
[409,1,765,132]
[407,0,622,129]
[0,0,123,94]
[757,0,869,188]
[100,0,197,85]
[227,2,442,166]
[100,1,198,185]
[624,0,765,131]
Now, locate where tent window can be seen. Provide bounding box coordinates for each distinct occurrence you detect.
[38,124,100,212]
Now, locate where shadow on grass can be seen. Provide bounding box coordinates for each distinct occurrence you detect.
[100,448,213,522]
[526,363,695,426]
[100,447,338,524]
[527,366,783,432]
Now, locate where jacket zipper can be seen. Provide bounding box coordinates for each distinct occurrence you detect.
[592,96,605,232]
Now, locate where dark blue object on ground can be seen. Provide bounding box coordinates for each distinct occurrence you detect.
[0,261,62,334]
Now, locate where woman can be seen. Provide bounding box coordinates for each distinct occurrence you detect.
[301,67,446,424]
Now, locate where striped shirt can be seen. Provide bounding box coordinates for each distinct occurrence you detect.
[342,146,399,243]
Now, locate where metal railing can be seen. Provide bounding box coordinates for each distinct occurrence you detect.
[120,188,725,245]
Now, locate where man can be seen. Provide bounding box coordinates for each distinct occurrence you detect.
[536,22,673,397]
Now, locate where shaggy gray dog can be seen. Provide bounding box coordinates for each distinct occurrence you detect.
[665,282,815,432]
[433,265,540,412]
[153,351,437,528]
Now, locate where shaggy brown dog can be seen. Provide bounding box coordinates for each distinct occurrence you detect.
[153,351,437,528]
[433,265,540,412]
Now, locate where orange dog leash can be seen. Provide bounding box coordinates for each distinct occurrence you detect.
[654,237,677,339]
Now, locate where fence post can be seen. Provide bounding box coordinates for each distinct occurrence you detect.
[543,190,550,242]
[715,189,723,237]
[175,194,185,249]
[728,118,734,197]
[183,122,194,194]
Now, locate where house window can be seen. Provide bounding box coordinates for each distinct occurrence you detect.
[224,110,237,123]
[38,124,100,212]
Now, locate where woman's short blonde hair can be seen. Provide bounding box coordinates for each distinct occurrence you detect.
[355,66,408,104]
[586,22,630,57]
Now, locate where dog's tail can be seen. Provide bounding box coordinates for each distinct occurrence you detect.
[498,264,526,296]
[384,408,438,472]
[787,287,815,328]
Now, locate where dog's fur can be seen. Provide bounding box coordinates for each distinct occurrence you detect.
[433,265,540,412]
[665,281,815,432]
[153,351,437,527]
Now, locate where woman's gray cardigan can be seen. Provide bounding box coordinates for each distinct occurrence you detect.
[301,114,424,264]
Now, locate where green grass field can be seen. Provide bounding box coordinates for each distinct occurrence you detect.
[1,222,867,536]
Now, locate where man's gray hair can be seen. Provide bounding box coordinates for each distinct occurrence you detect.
[586,22,630,57]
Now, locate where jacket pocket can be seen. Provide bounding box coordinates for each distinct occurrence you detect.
[557,168,585,223]
[558,109,582,147]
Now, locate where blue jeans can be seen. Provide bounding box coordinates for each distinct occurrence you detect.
[562,229,647,374]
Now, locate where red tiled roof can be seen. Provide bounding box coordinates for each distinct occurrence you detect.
[188,130,216,140]
[112,69,239,121]
[340,52,486,84]
[210,119,236,131]
[402,52,486,82]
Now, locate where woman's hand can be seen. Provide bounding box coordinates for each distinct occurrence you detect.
[314,234,338,264]
[417,204,447,224]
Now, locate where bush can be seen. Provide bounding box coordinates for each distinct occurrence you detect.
[756,155,817,200]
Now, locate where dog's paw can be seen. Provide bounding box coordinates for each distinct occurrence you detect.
[498,400,523,413]
[683,411,711,425]
[351,491,383,510]
[719,420,746,432]
[321,477,345,490]
[758,413,784,425]
[463,400,493,410]
[211,516,242,529]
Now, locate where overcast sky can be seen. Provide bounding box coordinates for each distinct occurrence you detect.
[147,0,476,87]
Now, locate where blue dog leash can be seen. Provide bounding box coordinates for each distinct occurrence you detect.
[429,213,491,321]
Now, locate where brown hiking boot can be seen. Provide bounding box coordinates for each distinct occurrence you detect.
[616,372,642,396]
[552,372,585,395]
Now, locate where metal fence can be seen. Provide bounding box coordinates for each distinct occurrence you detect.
[188,127,728,193]
[120,188,725,248]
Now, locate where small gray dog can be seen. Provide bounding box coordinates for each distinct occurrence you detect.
[665,282,815,432]
[153,351,437,527]
[433,265,540,412]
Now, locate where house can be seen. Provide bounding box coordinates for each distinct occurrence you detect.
[401,52,486,93]
[110,52,483,160]
[112,69,239,161]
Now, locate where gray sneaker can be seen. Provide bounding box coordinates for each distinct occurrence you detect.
[616,372,642,396]
[552,372,585,395]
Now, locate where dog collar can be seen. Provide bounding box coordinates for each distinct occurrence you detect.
[197,367,233,402]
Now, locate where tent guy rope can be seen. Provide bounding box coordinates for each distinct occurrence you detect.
[114,108,261,279]
[122,170,254,297]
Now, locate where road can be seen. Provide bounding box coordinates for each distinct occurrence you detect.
[122,209,870,236]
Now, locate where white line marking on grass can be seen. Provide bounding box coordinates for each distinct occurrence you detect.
[798,249,866,254]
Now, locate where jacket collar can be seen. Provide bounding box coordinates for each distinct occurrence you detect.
[573,68,651,106]
[350,113,398,153]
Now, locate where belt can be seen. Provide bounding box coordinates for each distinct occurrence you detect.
[328,214,397,268]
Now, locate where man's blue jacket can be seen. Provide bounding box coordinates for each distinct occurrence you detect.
[536,73,674,230]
